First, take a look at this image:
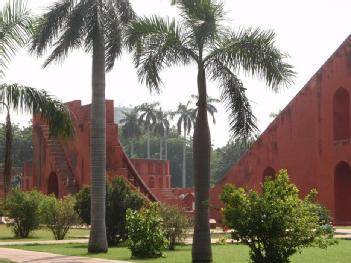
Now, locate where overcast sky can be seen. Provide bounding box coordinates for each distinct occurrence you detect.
[2,0,351,147]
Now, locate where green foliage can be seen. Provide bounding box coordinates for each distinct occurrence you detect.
[211,139,251,185]
[0,0,34,78]
[0,124,32,167]
[74,186,91,225]
[126,203,168,258]
[5,190,44,238]
[0,84,74,139]
[220,170,336,263]
[106,177,146,246]
[159,204,191,250]
[40,195,80,240]
[0,198,4,216]
[74,177,146,246]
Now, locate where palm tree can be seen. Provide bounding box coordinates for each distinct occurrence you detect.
[126,0,294,261]
[0,83,74,199]
[0,102,12,200]
[173,102,195,187]
[191,94,219,124]
[153,108,170,160]
[119,109,141,157]
[31,0,135,253]
[136,102,158,159]
[0,0,34,78]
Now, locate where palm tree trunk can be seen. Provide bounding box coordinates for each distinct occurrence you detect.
[164,134,168,160]
[147,126,150,159]
[192,63,212,262]
[182,132,186,188]
[159,137,163,160]
[130,140,134,157]
[88,26,108,253]
[3,110,12,201]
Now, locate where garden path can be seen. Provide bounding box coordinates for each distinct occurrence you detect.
[0,247,131,263]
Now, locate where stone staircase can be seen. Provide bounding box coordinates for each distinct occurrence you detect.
[40,125,78,194]
[152,188,181,206]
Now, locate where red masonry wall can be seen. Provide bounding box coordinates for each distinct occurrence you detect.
[210,35,351,226]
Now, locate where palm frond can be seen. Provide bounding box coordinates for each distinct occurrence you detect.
[174,101,195,136]
[173,0,226,50]
[0,0,34,77]
[191,93,218,124]
[42,0,89,67]
[120,109,141,139]
[205,27,295,91]
[207,59,258,139]
[30,0,74,56]
[110,0,135,25]
[103,4,122,71]
[136,102,159,129]
[0,83,74,138]
[126,15,195,92]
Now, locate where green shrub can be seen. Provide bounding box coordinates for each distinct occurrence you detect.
[0,198,5,217]
[5,190,44,238]
[220,169,335,263]
[74,186,91,224]
[159,204,191,250]
[126,203,168,258]
[74,176,146,246]
[40,195,80,240]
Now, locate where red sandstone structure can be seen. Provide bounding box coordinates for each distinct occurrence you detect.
[21,100,194,209]
[210,35,351,226]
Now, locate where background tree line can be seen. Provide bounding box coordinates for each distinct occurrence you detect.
[118,99,253,188]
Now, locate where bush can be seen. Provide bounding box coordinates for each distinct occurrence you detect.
[159,204,191,250]
[74,186,91,224]
[5,190,43,238]
[220,169,335,263]
[74,176,146,246]
[0,199,5,217]
[126,203,168,258]
[40,195,80,240]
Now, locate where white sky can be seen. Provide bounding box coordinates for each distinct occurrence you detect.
[2,0,351,147]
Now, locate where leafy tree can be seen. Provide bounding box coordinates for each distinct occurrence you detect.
[40,195,80,240]
[31,0,135,252]
[0,84,74,200]
[220,170,336,263]
[153,108,170,160]
[173,102,195,187]
[120,109,141,157]
[126,203,168,258]
[75,177,146,246]
[160,204,192,250]
[211,139,250,184]
[5,189,44,238]
[137,102,159,159]
[0,0,34,77]
[126,0,294,260]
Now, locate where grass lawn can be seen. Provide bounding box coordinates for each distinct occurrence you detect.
[0,225,89,242]
[6,240,351,263]
[0,260,14,263]
[336,226,351,229]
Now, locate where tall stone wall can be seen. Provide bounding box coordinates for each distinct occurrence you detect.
[211,35,351,225]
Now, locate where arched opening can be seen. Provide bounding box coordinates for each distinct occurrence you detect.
[149,177,155,188]
[262,167,276,181]
[48,172,59,198]
[333,88,350,140]
[334,161,351,222]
